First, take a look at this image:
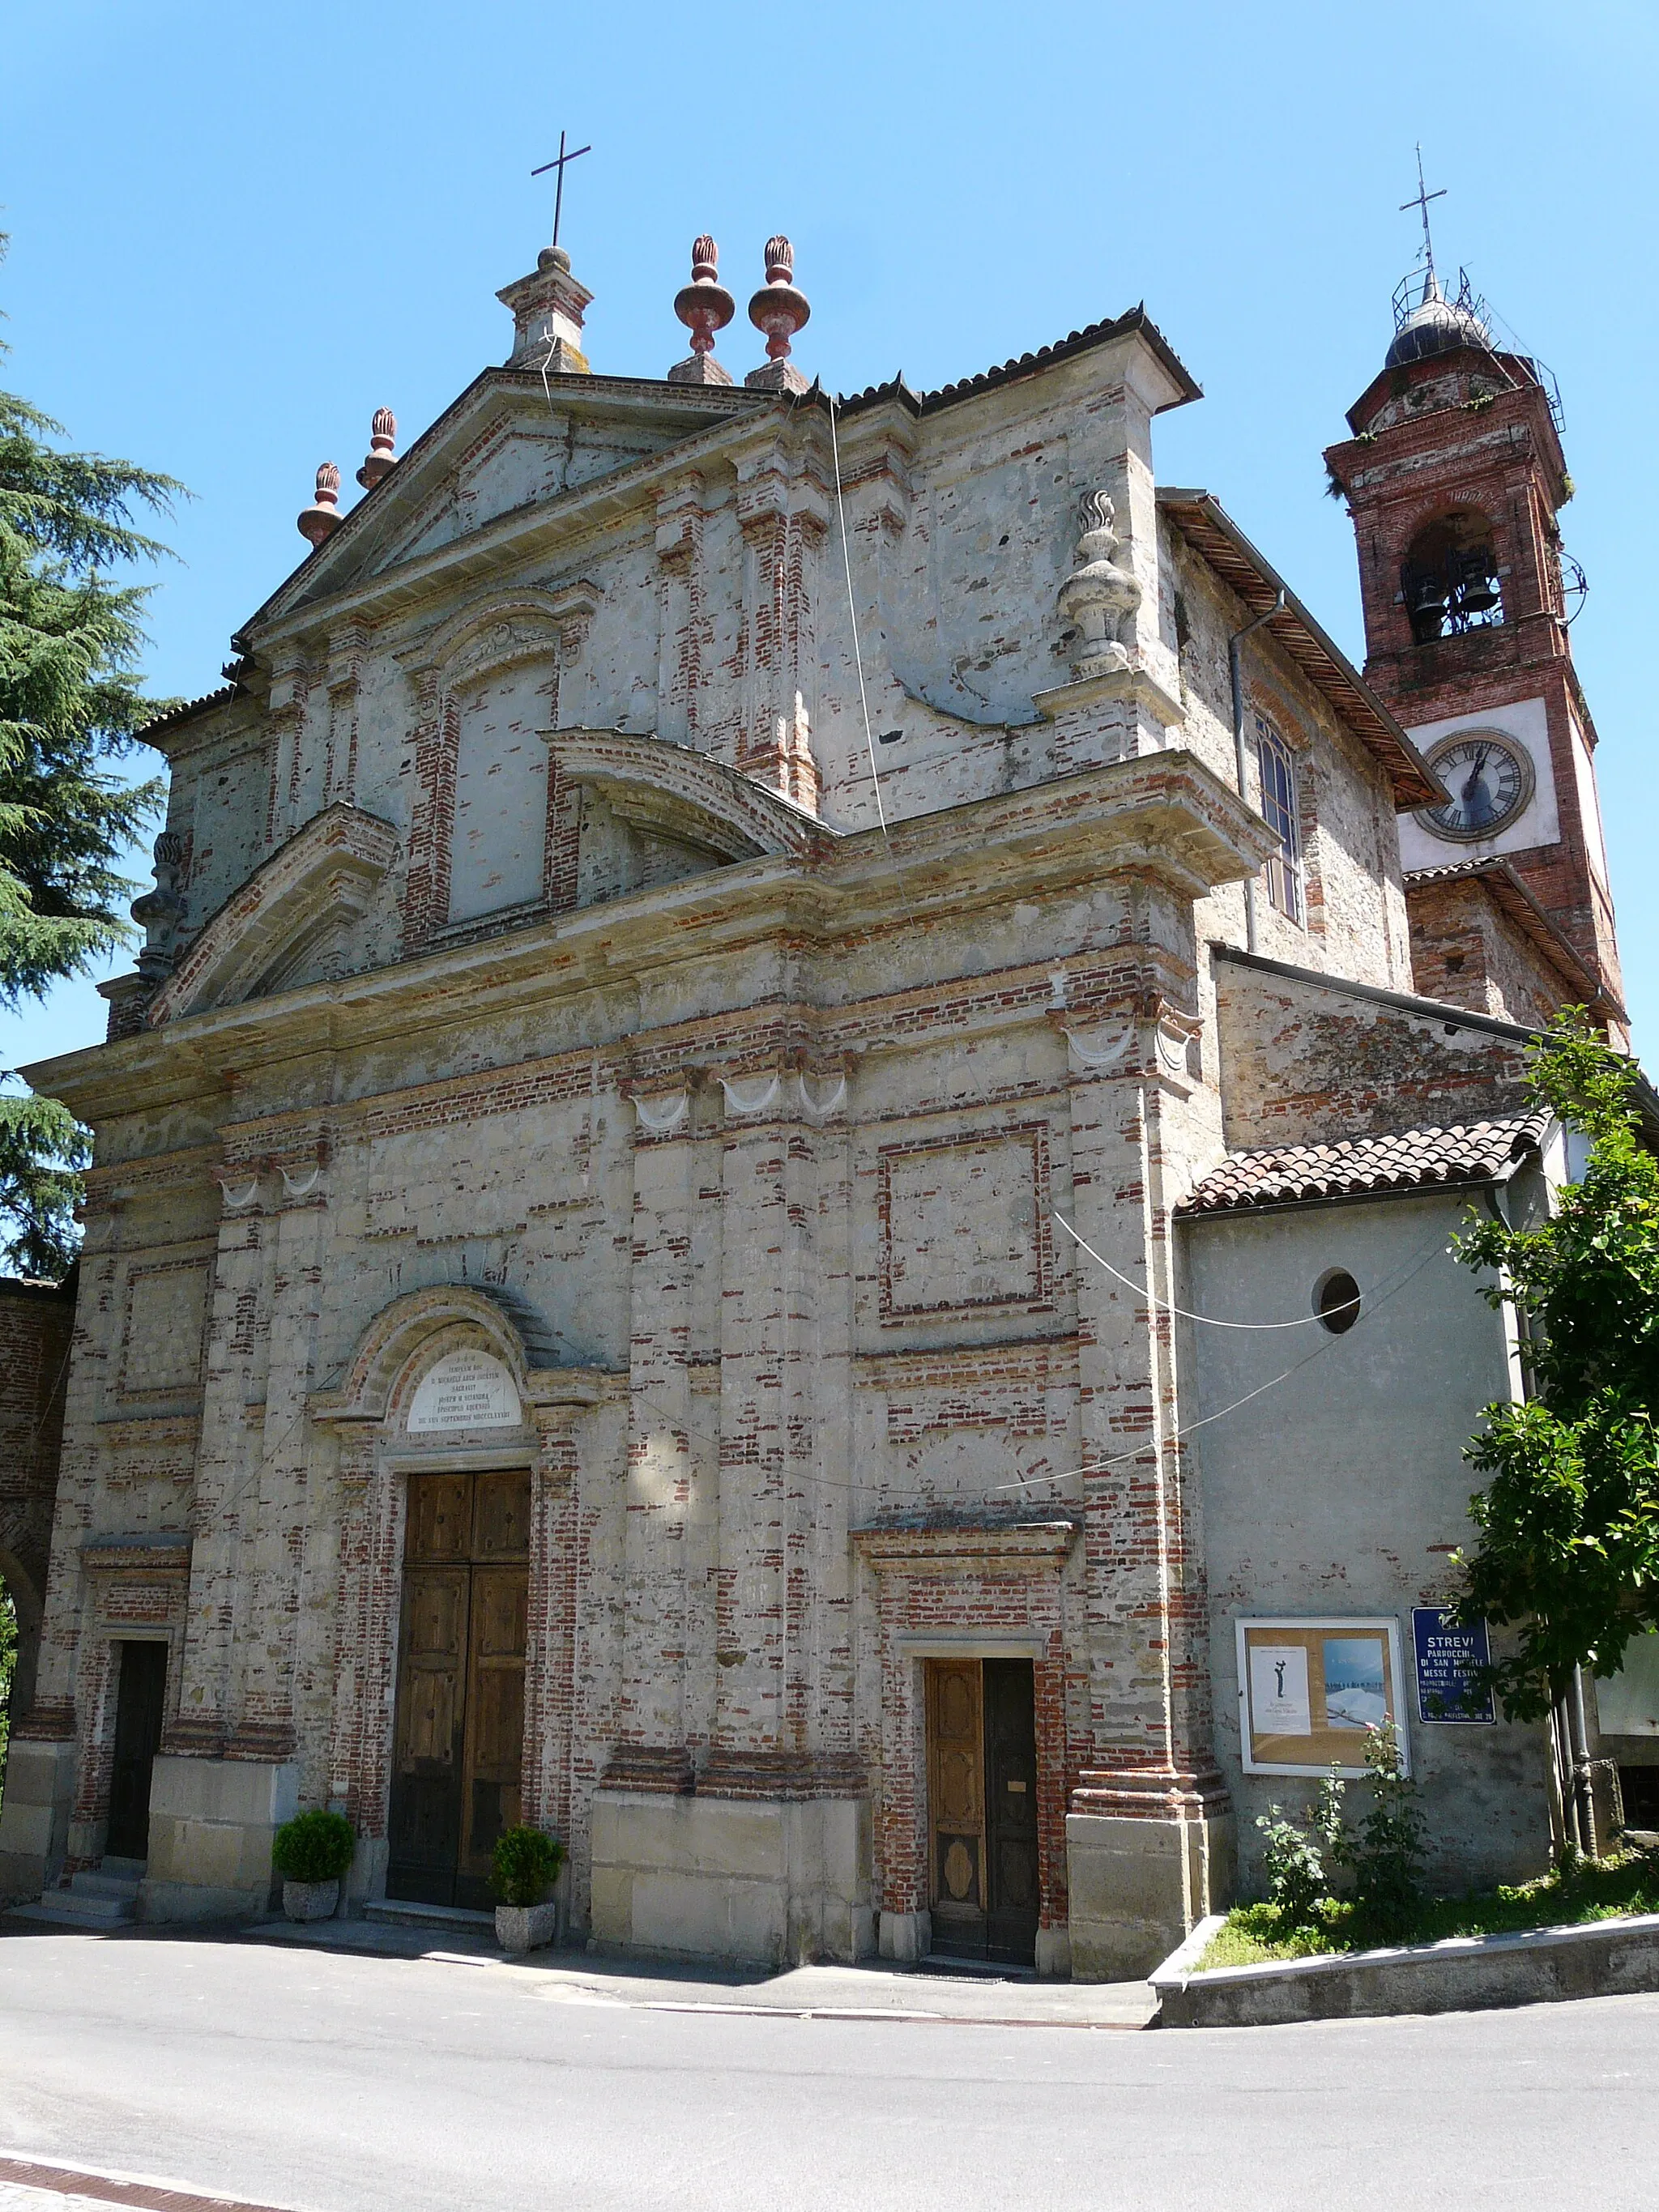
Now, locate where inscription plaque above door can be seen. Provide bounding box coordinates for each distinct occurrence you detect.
[408,1348,522,1433]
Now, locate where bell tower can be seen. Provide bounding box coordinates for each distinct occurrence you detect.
[1325,242,1624,1030]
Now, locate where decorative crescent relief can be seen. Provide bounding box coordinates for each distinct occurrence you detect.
[220,1178,262,1212]
[719,1074,783,1118]
[1062,1022,1137,1075]
[799,1072,847,1119]
[631,1090,690,1133]
[279,1164,326,1200]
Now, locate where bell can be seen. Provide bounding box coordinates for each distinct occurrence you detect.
[1411,574,1448,620]
[1460,571,1499,616]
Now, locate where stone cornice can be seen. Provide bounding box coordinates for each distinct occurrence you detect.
[25,749,1268,1120]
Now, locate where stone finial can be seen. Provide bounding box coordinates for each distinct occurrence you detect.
[497,245,594,376]
[668,236,736,386]
[132,827,187,981]
[297,462,343,547]
[745,235,811,394]
[356,407,398,490]
[1056,490,1141,677]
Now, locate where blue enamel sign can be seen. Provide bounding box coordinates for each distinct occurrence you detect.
[1412,1607,1495,1724]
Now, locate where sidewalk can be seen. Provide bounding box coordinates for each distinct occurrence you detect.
[245,1912,1156,2027]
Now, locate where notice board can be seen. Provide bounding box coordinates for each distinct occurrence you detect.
[1236,1617,1408,1778]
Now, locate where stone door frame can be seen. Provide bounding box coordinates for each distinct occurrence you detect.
[309,1284,622,1903]
[853,1521,1077,1975]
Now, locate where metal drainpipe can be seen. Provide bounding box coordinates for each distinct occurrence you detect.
[1229,590,1286,955]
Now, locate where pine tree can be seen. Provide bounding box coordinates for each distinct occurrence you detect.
[0,236,183,1276]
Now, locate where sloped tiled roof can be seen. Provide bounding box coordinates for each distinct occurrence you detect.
[1178,1113,1547,1216]
[835,305,1201,421]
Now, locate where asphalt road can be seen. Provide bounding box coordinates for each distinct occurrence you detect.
[2,1927,1657,2212]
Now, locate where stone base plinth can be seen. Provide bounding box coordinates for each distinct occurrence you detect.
[589,1789,873,1967]
[138,1754,299,1923]
[1065,1808,1235,1981]
[0,1736,76,1897]
[876,1907,930,1963]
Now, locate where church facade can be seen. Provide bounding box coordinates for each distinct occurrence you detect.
[0,233,1628,1974]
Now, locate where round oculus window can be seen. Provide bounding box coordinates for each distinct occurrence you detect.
[1315,1269,1362,1335]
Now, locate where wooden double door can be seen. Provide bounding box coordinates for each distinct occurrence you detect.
[388,1467,531,1910]
[926,1657,1040,1965]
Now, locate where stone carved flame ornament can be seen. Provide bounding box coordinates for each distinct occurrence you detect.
[131,829,187,982]
[1057,490,1141,678]
[669,237,736,387]
[745,236,811,394]
[356,408,398,490]
[297,462,343,547]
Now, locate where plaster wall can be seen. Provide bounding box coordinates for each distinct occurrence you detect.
[1183,1189,1555,1895]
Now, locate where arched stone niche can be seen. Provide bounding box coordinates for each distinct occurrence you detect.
[308,1283,623,1899]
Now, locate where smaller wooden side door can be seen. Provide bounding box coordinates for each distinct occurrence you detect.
[983,1658,1040,1964]
[926,1659,987,1954]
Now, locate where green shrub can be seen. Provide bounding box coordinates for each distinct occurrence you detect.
[1256,1805,1328,1925]
[491,1824,565,1907]
[271,1809,354,1885]
[1348,1719,1427,1930]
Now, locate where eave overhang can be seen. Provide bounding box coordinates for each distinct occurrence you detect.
[1158,488,1446,809]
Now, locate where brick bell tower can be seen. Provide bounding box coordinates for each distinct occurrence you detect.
[1324,207,1625,1035]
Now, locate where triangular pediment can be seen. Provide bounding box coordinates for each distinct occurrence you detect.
[254,372,762,624]
[150,805,400,1023]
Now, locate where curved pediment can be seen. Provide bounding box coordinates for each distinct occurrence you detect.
[548,729,834,865]
[149,805,400,1025]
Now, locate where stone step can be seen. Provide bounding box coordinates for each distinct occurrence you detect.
[8,1888,135,1929]
[70,1870,143,1902]
[363,1897,496,1937]
[98,1856,147,1882]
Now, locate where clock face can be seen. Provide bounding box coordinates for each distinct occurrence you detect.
[1417,732,1535,842]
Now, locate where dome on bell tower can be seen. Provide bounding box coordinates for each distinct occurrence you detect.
[1384,268,1494,368]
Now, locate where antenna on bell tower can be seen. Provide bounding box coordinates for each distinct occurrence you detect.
[1400,143,1448,297]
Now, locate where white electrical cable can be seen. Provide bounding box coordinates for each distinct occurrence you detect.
[1054,1207,1441,1332]
[827,394,889,842]
[993,1224,1452,1493]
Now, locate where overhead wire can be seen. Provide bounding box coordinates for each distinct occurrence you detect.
[826,394,889,845]
[1053,1206,1410,1330]
[992,1221,1455,1494]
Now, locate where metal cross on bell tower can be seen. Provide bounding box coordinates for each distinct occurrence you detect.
[531,130,592,254]
[1400,143,1448,288]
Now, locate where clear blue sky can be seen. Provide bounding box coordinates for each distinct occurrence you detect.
[3,0,1655,1073]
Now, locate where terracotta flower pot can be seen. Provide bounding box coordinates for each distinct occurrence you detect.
[283,1877,339,1923]
[496,1900,557,1954]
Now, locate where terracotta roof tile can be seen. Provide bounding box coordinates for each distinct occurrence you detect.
[1178,1112,1547,1215]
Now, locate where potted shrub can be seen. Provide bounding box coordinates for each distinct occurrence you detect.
[271,1809,354,1923]
[492,1824,565,1954]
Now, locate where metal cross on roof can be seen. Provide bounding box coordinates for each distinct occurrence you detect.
[1400,143,1448,286]
[531,130,592,253]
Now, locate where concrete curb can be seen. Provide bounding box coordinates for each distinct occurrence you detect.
[1149,1909,1659,2027]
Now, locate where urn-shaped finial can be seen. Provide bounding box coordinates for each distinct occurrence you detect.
[674,236,736,356]
[1056,488,1141,677]
[297,462,343,547]
[356,408,398,490]
[748,234,810,362]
